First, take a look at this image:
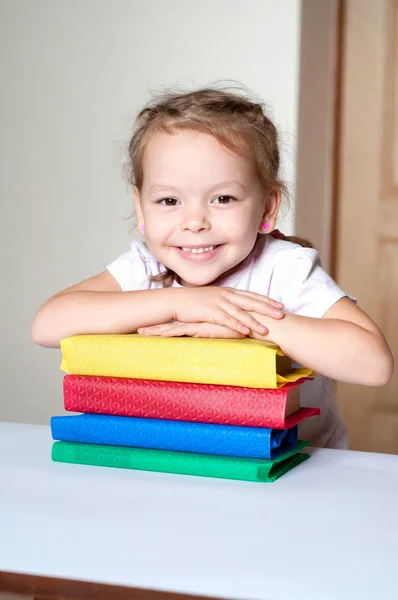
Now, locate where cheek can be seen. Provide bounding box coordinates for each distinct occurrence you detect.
[144,212,175,243]
[220,207,259,235]
[226,209,261,251]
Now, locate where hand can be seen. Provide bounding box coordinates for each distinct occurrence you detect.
[138,321,245,339]
[169,287,284,336]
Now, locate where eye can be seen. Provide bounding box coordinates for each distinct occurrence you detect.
[213,195,236,204]
[158,197,179,206]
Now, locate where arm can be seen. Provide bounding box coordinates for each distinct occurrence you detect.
[31,274,285,349]
[249,297,394,386]
[31,270,176,348]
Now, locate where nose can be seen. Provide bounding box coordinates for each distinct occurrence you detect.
[181,207,211,233]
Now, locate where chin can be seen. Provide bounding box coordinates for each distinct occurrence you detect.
[178,271,222,287]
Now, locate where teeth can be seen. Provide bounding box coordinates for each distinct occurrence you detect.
[181,246,215,254]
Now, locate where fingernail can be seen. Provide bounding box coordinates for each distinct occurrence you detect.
[273,310,284,317]
[259,325,268,333]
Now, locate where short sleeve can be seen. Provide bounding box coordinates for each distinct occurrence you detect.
[106,241,155,291]
[272,247,355,318]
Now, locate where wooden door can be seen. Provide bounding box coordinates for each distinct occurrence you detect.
[335,0,398,453]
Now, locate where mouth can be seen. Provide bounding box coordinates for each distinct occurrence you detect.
[179,244,221,254]
[174,244,223,261]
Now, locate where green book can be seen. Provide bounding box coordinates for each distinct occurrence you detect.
[52,441,310,483]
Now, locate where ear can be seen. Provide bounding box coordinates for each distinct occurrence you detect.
[133,186,144,230]
[258,187,281,233]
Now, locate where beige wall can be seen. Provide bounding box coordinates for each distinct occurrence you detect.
[0,0,302,424]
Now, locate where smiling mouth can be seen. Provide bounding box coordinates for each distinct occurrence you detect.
[178,244,221,254]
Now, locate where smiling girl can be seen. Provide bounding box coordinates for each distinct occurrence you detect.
[32,86,394,448]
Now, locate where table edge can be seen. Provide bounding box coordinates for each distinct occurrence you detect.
[0,570,226,600]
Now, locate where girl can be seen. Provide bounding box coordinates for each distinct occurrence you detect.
[32,86,394,449]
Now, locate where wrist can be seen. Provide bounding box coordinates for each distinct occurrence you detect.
[161,286,181,321]
[247,311,285,345]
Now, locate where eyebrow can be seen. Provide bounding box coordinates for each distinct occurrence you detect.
[148,181,247,194]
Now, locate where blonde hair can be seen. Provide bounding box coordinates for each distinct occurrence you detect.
[126,84,312,286]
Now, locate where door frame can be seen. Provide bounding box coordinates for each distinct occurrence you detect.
[295,0,343,274]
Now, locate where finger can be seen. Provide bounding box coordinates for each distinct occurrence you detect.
[191,322,246,339]
[139,321,179,332]
[137,327,163,336]
[226,287,283,305]
[139,329,165,336]
[137,326,156,334]
[160,324,191,337]
[226,292,284,319]
[212,308,260,336]
[138,324,175,336]
[209,326,246,339]
[218,303,269,335]
[163,323,245,339]
[226,288,284,309]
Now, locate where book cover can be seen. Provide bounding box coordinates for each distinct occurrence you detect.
[51,413,299,460]
[63,375,318,429]
[52,440,311,483]
[60,334,314,389]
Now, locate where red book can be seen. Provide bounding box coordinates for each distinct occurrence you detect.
[64,375,319,429]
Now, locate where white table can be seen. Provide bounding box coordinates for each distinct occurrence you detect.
[1,421,397,600]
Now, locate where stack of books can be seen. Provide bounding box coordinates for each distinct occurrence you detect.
[51,334,319,483]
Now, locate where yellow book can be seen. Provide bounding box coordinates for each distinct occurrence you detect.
[60,334,313,389]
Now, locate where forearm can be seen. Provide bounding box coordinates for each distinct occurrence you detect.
[249,312,394,386]
[31,288,176,348]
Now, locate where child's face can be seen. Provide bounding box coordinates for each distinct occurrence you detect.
[135,129,277,286]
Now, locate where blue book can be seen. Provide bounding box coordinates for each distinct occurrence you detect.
[51,414,298,459]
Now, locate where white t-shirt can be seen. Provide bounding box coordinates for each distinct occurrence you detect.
[107,235,352,449]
